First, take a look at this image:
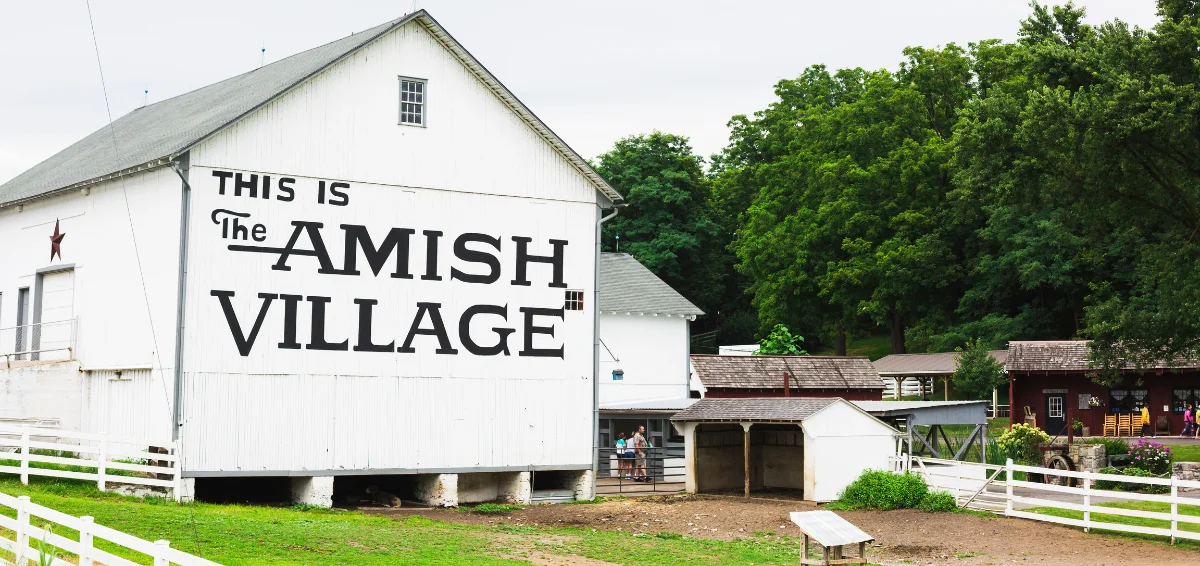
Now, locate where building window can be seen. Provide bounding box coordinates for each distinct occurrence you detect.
[1048,396,1063,418]
[1174,389,1199,414]
[1109,389,1129,414]
[399,77,426,126]
[564,290,584,311]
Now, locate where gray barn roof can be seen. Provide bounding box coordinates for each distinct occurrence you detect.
[873,350,1008,376]
[670,397,840,422]
[599,253,703,317]
[690,355,884,391]
[0,11,621,207]
[1005,340,1200,373]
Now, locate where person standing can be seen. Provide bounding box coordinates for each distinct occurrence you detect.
[615,432,629,479]
[1184,404,1196,439]
[631,425,649,482]
[1140,404,1153,438]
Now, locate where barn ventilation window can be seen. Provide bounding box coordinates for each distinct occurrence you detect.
[564,290,584,311]
[399,77,426,126]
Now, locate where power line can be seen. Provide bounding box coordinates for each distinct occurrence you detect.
[84,0,203,554]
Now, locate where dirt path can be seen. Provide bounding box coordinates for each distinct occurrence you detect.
[371,494,1200,565]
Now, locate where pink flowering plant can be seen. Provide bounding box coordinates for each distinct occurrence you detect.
[1127,439,1173,475]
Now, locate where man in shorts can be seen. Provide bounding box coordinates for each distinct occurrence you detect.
[631,426,649,481]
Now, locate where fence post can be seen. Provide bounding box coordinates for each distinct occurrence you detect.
[16,495,30,564]
[1005,458,1014,517]
[153,539,171,566]
[80,516,95,566]
[97,438,108,492]
[20,430,30,485]
[1171,476,1179,545]
[1082,475,1091,533]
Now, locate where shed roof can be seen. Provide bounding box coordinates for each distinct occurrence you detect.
[600,398,696,411]
[599,253,703,317]
[690,355,884,391]
[852,400,988,425]
[0,10,622,208]
[670,397,839,422]
[1004,340,1200,373]
[789,511,874,547]
[873,350,1008,376]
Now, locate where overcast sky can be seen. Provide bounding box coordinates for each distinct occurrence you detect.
[0,1,1161,184]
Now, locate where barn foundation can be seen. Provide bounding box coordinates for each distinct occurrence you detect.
[496,471,532,504]
[414,473,459,507]
[290,476,334,508]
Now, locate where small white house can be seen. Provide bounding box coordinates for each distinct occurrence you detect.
[0,10,621,507]
[670,397,897,502]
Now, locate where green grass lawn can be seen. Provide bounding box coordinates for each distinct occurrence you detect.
[1026,500,1200,550]
[0,477,812,565]
[1169,444,1200,463]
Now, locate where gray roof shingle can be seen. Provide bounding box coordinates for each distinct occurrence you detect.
[691,355,884,391]
[670,397,840,422]
[0,11,621,207]
[1005,340,1200,372]
[599,253,703,317]
[873,350,1008,376]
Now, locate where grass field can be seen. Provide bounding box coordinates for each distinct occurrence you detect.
[0,477,814,565]
[811,334,893,361]
[1026,500,1200,550]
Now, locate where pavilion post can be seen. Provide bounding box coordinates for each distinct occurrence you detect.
[742,422,751,498]
[942,376,949,401]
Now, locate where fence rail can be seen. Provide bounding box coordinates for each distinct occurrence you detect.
[0,319,78,365]
[901,454,1200,543]
[0,425,179,497]
[596,447,685,495]
[0,492,220,566]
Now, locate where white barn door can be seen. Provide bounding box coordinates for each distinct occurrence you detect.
[37,270,75,359]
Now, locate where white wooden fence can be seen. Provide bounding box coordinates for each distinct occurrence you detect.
[0,425,179,499]
[0,492,220,566]
[899,454,1200,544]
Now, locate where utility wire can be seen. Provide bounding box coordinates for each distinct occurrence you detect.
[84,0,203,554]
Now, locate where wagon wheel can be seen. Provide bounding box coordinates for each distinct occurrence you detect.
[1044,454,1076,487]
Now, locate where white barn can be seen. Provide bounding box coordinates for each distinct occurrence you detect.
[0,10,621,507]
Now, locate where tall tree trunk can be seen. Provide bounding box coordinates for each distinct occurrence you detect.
[834,327,847,356]
[888,308,906,354]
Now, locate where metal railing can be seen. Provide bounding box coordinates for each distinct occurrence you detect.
[596,446,686,495]
[0,318,78,366]
[988,404,1011,419]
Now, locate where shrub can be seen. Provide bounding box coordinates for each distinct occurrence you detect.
[996,424,1051,464]
[1119,467,1169,493]
[1093,466,1122,490]
[1127,439,1173,475]
[917,491,957,513]
[1080,437,1128,461]
[835,470,928,510]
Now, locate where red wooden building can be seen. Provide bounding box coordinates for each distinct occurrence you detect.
[1007,341,1200,436]
[690,355,885,401]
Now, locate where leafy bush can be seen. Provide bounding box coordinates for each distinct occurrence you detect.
[1127,439,1173,475]
[917,491,957,513]
[471,503,522,514]
[1119,467,1169,493]
[755,324,807,356]
[834,470,928,510]
[1080,437,1128,461]
[952,338,1006,400]
[1093,466,1122,490]
[996,424,1051,464]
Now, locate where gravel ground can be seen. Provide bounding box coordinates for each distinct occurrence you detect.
[367,494,1200,565]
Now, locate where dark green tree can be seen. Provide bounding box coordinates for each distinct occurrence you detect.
[593,132,724,315]
[952,339,1006,400]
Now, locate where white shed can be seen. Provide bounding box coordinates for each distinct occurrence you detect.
[671,398,897,502]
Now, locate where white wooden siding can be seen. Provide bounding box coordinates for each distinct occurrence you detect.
[82,369,174,446]
[189,21,598,205]
[599,314,690,406]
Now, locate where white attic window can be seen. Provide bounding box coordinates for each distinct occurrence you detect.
[399,77,427,126]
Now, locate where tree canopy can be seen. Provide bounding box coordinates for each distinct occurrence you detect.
[596,1,1200,375]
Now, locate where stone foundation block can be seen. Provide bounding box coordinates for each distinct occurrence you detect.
[415,474,459,507]
[290,476,334,508]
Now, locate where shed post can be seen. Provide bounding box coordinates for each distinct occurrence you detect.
[741,422,752,498]
[942,376,949,401]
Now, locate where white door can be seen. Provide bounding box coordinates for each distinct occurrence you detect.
[37,270,75,358]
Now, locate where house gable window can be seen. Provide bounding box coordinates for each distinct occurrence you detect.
[399,77,426,126]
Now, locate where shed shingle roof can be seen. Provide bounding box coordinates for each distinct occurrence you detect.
[1005,340,1200,372]
[873,350,1008,376]
[690,355,884,391]
[670,397,840,422]
[0,11,621,207]
[599,253,703,317]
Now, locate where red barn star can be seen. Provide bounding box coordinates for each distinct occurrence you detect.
[49,219,66,261]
